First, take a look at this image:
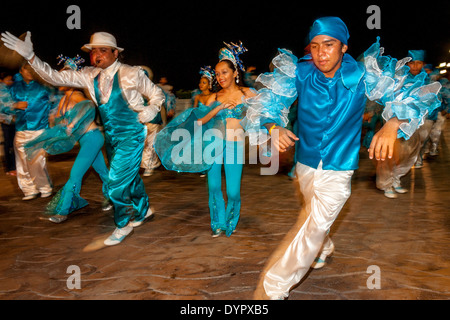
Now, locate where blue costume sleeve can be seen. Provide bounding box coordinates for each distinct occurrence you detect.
[241,49,299,146]
[363,37,442,139]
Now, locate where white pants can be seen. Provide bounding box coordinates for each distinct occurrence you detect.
[376,129,421,191]
[141,123,162,170]
[14,130,53,196]
[263,162,353,299]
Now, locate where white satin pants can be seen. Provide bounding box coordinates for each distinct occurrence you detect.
[141,123,162,170]
[14,130,53,197]
[264,162,353,299]
[375,129,421,191]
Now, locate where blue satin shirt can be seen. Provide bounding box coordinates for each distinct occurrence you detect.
[294,54,367,171]
[9,73,53,132]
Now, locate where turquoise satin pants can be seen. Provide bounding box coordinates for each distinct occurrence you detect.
[46,129,109,216]
[207,140,244,236]
[108,129,149,228]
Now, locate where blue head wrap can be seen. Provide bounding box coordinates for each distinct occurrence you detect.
[407,50,426,62]
[309,17,350,45]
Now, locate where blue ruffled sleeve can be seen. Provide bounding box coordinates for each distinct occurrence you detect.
[25,100,96,160]
[363,37,442,139]
[241,49,299,146]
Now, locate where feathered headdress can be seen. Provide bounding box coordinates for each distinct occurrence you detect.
[57,54,85,71]
[199,66,215,89]
[219,41,248,72]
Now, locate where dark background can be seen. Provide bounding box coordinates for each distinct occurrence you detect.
[1,0,449,92]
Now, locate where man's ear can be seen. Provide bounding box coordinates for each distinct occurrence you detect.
[342,44,348,54]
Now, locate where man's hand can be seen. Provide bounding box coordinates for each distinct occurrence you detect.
[1,31,35,61]
[369,117,404,161]
[270,126,298,153]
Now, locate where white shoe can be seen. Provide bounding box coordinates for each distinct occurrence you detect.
[211,229,223,238]
[311,240,335,269]
[129,207,154,227]
[49,215,68,224]
[102,202,114,212]
[384,188,398,199]
[22,193,39,201]
[429,144,438,156]
[143,169,153,177]
[104,225,133,246]
[413,162,423,169]
[394,186,408,194]
[270,295,287,300]
[40,192,52,198]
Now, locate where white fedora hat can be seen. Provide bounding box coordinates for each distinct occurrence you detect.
[81,32,124,52]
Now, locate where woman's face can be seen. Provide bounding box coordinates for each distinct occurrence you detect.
[199,77,210,91]
[215,61,237,89]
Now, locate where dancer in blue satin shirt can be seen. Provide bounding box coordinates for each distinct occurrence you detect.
[9,63,54,201]
[245,17,441,300]
[1,31,165,246]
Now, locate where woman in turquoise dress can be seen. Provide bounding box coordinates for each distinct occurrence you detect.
[25,56,110,223]
[155,42,256,237]
[192,66,215,108]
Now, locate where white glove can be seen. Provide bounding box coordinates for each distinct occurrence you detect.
[1,31,35,61]
[138,106,158,124]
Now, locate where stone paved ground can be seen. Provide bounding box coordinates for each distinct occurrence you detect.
[0,125,449,301]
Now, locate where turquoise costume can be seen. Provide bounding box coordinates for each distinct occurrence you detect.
[9,73,53,132]
[208,138,244,236]
[208,101,246,236]
[155,100,247,236]
[242,17,442,300]
[25,100,109,216]
[9,72,54,198]
[94,72,149,228]
[244,39,442,171]
[154,102,225,173]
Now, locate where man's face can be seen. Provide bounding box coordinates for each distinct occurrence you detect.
[20,65,34,83]
[310,35,348,78]
[407,60,425,76]
[90,47,118,69]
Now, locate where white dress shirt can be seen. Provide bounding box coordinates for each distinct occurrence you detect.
[30,56,165,123]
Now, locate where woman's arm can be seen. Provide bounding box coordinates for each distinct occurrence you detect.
[193,94,200,108]
[197,101,232,125]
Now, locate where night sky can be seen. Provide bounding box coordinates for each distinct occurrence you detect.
[1,0,449,92]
